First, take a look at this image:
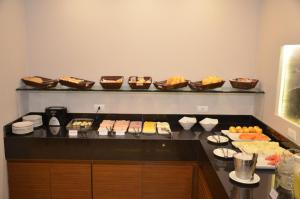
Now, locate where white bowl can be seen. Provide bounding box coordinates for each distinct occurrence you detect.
[199,118,218,131]
[179,117,197,130]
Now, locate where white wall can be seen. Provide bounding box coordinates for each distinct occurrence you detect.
[257,0,300,145]
[22,0,262,115]
[0,0,27,198]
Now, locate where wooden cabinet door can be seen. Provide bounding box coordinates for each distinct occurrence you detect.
[198,166,213,199]
[7,162,51,199]
[93,163,142,199]
[142,164,194,199]
[50,162,92,199]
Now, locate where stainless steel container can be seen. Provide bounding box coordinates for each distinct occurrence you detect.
[234,153,256,180]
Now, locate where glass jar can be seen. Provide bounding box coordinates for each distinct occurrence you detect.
[275,149,300,191]
[293,153,300,199]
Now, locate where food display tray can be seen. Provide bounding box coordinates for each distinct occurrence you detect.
[128,76,152,89]
[230,78,259,90]
[221,130,270,141]
[66,118,94,131]
[22,76,58,88]
[188,80,225,91]
[59,77,95,89]
[153,80,189,90]
[100,76,124,89]
[231,141,276,169]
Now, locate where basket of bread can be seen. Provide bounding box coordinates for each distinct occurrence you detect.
[22,76,58,88]
[189,76,225,91]
[100,76,124,89]
[230,78,259,90]
[153,76,188,90]
[128,76,152,89]
[59,76,95,89]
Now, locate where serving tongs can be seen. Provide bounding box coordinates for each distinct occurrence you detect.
[250,153,258,181]
[106,127,115,137]
[159,127,172,139]
[213,132,227,158]
[132,128,141,138]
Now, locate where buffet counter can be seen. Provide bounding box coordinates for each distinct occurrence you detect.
[4,113,297,199]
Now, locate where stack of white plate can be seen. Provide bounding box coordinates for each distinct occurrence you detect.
[12,121,34,135]
[22,115,43,128]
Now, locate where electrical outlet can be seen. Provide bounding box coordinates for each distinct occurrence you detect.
[197,105,208,113]
[94,104,105,112]
[287,128,297,141]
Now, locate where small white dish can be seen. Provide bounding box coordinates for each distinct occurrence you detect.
[200,118,218,131]
[229,171,260,184]
[207,135,229,144]
[213,148,237,158]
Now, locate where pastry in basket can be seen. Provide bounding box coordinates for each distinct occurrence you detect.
[201,76,223,85]
[235,78,255,83]
[129,77,151,84]
[166,76,186,85]
[22,76,58,88]
[230,78,259,89]
[101,78,123,83]
[23,76,44,84]
[60,76,84,84]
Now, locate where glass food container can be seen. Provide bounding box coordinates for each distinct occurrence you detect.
[275,149,300,191]
[293,153,300,199]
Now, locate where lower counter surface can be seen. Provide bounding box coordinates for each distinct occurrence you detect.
[199,131,285,199]
[4,114,297,199]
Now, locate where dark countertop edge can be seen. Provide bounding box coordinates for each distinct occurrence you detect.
[4,113,299,150]
[3,113,261,139]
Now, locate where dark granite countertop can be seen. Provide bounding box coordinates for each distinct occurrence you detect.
[4,113,298,199]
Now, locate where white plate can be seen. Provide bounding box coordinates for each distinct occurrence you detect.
[213,148,237,158]
[221,130,241,140]
[23,115,43,128]
[256,156,275,169]
[229,171,260,184]
[231,141,278,169]
[12,121,33,128]
[12,122,34,135]
[207,135,229,144]
[221,130,270,141]
[22,115,42,121]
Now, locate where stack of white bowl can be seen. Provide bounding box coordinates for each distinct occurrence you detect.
[22,115,43,128]
[12,121,34,135]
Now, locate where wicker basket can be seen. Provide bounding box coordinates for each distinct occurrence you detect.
[189,80,225,91]
[22,76,58,88]
[230,78,259,90]
[100,76,124,89]
[59,77,95,89]
[153,80,189,90]
[128,76,152,89]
